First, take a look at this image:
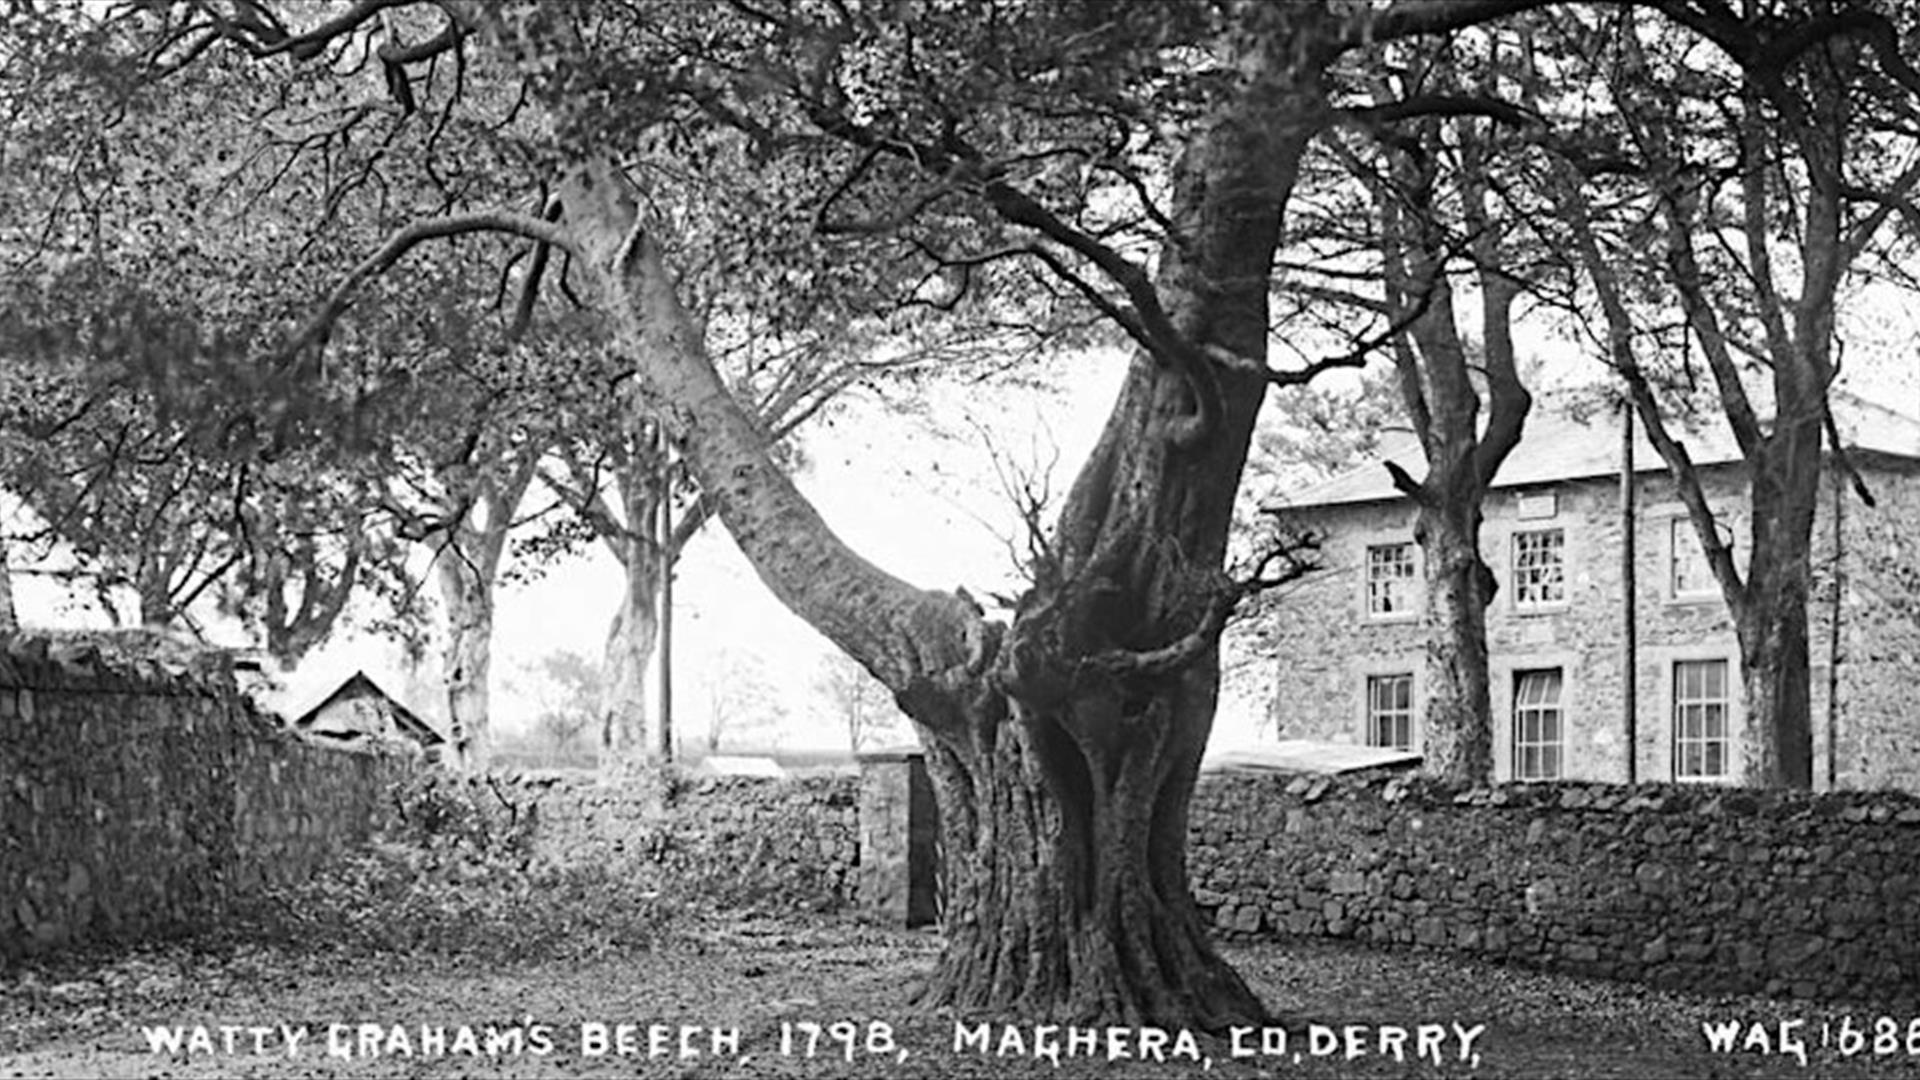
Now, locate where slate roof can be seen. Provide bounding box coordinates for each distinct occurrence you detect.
[1277,392,1920,509]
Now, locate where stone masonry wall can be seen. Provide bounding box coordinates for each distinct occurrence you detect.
[502,771,860,912]
[1267,462,1920,791]
[1830,456,1920,790]
[1189,770,1920,1006]
[1,636,409,962]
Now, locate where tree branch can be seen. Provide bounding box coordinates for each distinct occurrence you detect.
[1338,0,1554,49]
[282,211,576,367]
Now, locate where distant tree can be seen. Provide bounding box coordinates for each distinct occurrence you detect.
[1248,367,1406,496]
[814,651,911,752]
[518,649,603,761]
[698,648,787,754]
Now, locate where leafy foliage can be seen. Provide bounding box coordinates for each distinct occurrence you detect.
[232,773,676,964]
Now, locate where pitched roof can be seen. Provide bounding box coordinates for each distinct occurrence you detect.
[291,670,444,747]
[1276,391,1920,509]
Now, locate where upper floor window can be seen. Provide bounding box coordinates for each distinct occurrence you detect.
[1512,669,1564,781]
[1673,659,1731,781]
[1366,542,1418,617]
[1512,528,1566,608]
[1670,517,1730,600]
[1366,673,1415,751]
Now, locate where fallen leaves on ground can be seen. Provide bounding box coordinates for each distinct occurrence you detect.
[2,915,1913,1080]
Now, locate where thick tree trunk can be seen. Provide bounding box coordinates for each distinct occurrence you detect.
[1415,496,1496,780]
[436,553,495,770]
[917,659,1262,1026]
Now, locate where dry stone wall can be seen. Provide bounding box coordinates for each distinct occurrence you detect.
[1,635,409,961]
[499,771,860,912]
[1189,770,1920,1007]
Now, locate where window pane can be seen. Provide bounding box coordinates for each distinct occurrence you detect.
[1367,543,1417,616]
[1366,673,1414,751]
[1674,660,1731,780]
[1512,530,1566,606]
[1512,668,1564,781]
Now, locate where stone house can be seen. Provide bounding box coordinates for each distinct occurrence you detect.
[291,670,444,757]
[1264,395,1920,791]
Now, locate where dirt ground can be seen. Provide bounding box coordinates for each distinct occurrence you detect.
[3,916,1914,1079]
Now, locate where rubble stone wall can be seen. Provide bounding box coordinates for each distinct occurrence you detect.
[1,636,408,961]
[1190,770,1920,1007]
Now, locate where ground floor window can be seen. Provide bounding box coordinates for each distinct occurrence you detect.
[1512,668,1564,780]
[1366,673,1414,751]
[1673,659,1731,780]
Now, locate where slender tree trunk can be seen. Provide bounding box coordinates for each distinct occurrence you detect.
[600,533,660,765]
[0,536,16,633]
[436,551,495,770]
[1733,420,1821,788]
[1368,100,1528,786]
[1737,594,1814,788]
[135,568,175,632]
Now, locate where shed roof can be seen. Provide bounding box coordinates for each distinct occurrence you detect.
[291,670,444,747]
[1276,392,1920,510]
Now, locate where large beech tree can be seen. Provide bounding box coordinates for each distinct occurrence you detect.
[132,0,1556,1027]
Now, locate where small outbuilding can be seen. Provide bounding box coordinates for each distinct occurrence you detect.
[291,671,444,756]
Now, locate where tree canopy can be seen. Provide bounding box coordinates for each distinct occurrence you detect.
[7,0,1920,1029]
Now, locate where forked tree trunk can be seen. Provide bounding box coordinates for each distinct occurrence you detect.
[560,205,1281,1025]
[546,1,1344,1029]
[1369,104,1528,786]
